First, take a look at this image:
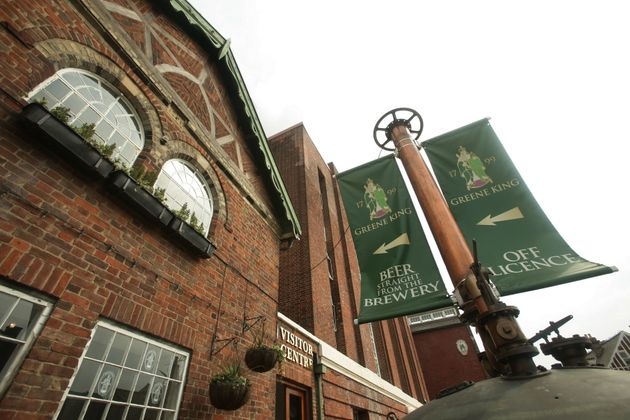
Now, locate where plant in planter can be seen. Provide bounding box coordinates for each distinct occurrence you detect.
[209,363,250,411]
[110,170,174,226]
[245,322,284,373]
[22,102,115,178]
[168,203,214,257]
[189,212,205,236]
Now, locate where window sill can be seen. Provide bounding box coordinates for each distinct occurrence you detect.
[109,171,174,226]
[168,218,214,258]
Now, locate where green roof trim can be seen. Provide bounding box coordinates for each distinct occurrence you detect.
[165,0,301,239]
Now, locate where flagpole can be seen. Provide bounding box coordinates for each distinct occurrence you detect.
[374,108,539,377]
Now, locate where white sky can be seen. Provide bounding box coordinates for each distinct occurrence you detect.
[190,0,630,366]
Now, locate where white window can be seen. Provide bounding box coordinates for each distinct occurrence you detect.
[56,321,189,420]
[155,159,213,235]
[28,68,145,167]
[0,284,53,398]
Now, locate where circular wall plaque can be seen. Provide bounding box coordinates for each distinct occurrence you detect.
[456,339,469,356]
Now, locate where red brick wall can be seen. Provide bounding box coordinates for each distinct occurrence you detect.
[0,0,285,418]
[321,369,407,420]
[269,125,428,403]
[413,325,487,400]
[268,126,315,333]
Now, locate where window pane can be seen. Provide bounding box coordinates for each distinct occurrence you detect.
[125,339,147,370]
[156,350,174,378]
[61,93,86,118]
[0,341,19,372]
[162,411,175,420]
[76,106,101,127]
[113,368,137,402]
[148,379,167,407]
[57,397,86,420]
[105,404,126,420]
[86,327,115,360]
[93,366,120,399]
[125,406,143,420]
[4,299,42,341]
[163,380,180,410]
[106,333,131,365]
[85,400,107,420]
[170,355,185,380]
[142,346,160,374]
[144,408,160,420]
[70,359,101,397]
[32,91,58,108]
[95,121,114,143]
[0,292,16,319]
[131,373,153,405]
[45,79,71,102]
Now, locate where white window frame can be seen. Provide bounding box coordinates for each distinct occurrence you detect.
[55,320,190,420]
[0,283,53,398]
[155,159,213,235]
[27,68,145,167]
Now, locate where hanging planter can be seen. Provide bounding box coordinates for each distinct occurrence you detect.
[109,171,173,226]
[245,345,282,373]
[21,103,114,178]
[244,320,284,373]
[168,217,214,258]
[209,364,250,411]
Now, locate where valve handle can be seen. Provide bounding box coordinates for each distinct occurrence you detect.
[373,107,423,151]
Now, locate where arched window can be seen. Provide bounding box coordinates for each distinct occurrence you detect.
[155,160,213,235]
[28,69,144,167]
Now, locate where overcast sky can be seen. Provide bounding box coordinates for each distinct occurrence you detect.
[190,0,630,366]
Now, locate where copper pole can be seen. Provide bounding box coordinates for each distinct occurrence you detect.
[389,122,538,377]
[390,125,472,282]
[390,124,487,314]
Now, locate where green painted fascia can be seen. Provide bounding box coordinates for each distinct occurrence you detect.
[165,0,301,239]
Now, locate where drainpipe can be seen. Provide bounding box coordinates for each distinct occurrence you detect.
[313,352,326,420]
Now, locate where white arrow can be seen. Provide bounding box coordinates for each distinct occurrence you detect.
[477,207,524,226]
[373,233,410,255]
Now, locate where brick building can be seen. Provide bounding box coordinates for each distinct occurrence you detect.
[408,308,487,399]
[0,0,422,419]
[269,123,428,417]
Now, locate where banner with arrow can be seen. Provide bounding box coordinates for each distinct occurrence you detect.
[337,155,450,323]
[422,119,614,296]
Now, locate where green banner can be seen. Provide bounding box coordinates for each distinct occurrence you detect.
[422,119,614,296]
[337,155,451,323]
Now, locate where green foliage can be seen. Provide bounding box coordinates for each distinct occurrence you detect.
[129,165,145,181]
[210,363,249,387]
[72,122,96,141]
[173,202,190,222]
[41,101,118,161]
[112,157,129,173]
[92,142,116,159]
[250,322,285,367]
[50,106,72,123]
[153,187,166,202]
[127,165,167,203]
[189,212,205,235]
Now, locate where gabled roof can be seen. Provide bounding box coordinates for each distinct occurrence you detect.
[161,0,301,239]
